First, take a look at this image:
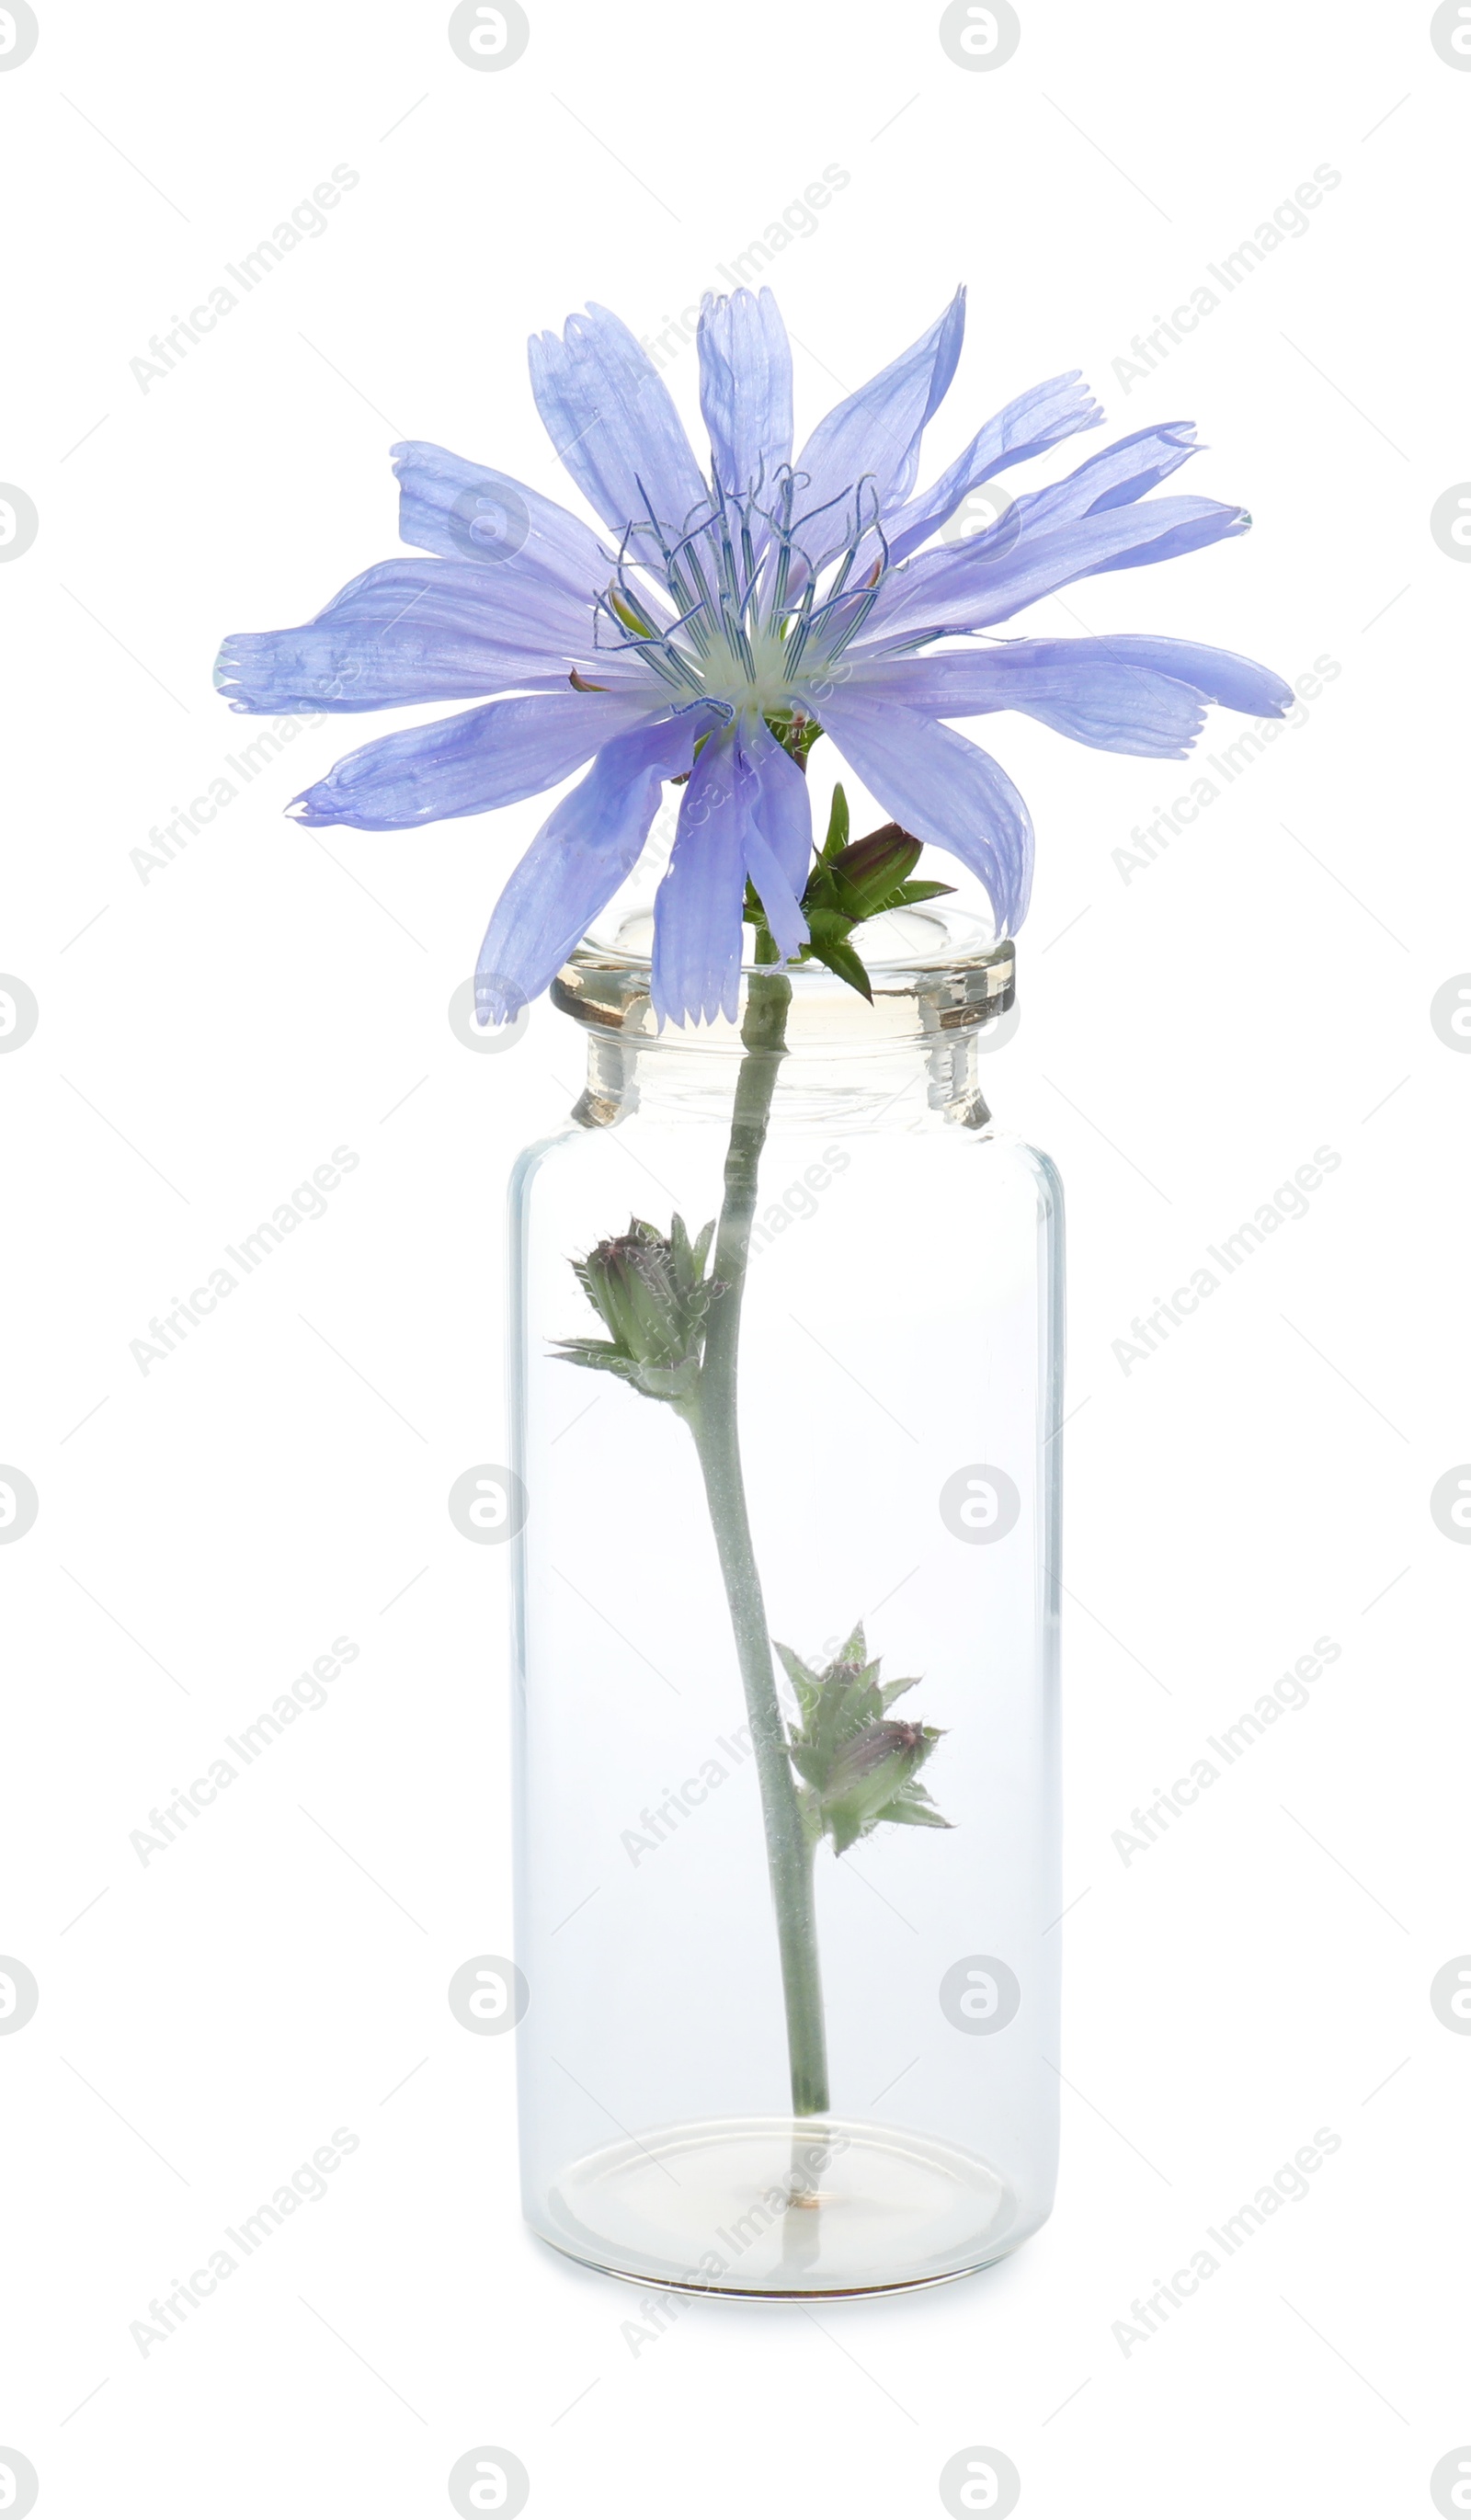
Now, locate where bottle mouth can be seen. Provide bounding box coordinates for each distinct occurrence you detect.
[553,904,1015,1044]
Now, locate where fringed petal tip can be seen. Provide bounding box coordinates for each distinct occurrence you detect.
[473,970,530,1030]
[211,639,257,711]
[211,629,356,717]
[648,980,742,1035]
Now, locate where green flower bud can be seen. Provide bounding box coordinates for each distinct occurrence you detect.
[827,826,923,921]
[776,1623,952,1855]
[555,1215,719,1412]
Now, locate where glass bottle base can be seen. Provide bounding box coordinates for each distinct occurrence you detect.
[533,2114,1025,2298]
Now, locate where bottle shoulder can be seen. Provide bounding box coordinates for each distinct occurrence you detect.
[995,1132,1064,1216]
[507,1123,585,1211]
[511,1111,1062,1195]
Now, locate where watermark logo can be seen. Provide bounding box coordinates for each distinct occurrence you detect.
[0,486,38,559]
[1431,1956,1471,2034]
[1112,1148,1341,1374]
[939,2,1021,72]
[748,1143,850,1255]
[940,1955,1021,2035]
[449,1465,528,1544]
[1109,173,1341,396]
[128,1634,359,1867]
[1111,2128,1340,2355]
[448,2447,530,2516]
[448,2,530,69]
[1111,1636,1340,1866]
[1431,1467,1471,1543]
[0,1959,40,2035]
[0,5,38,69]
[129,1148,359,1377]
[450,978,529,1053]
[0,976,38,1051]
[941,483,1020,555]
[975,998,1021,1054]
[133,716,328,885]
[1431,2449,1471,2515]
[128,173,360,395]
[1431,975,1471,1047]
[1431,0,1471,67]
[1113,658,1340,885]
[446,484,530,564]
[940,1464,1021,1544]
[621,1726,754,1864]
[0,1471,39,1545]
[448,1956,528,2035]
[939,2446,1021,2515]
[1431,485,1471,556]
[0,2450,39,2518]
[130,2129,359,2355]
[621,2129,854,2327]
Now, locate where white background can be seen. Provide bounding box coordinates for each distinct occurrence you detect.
[3,1,1467,2513]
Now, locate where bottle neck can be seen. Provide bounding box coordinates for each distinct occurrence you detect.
[573,1021,993,1132]
[553,921,1015,1135]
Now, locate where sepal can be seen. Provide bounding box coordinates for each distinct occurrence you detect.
[557,1214,719,1412]
[774,1620,952,1853]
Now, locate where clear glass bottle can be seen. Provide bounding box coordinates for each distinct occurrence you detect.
[507,903,1062,2298]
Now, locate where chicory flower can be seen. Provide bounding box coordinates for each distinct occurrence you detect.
[215,286,1292,1027]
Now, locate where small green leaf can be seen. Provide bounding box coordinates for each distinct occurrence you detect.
[805,931,873,1001]
[789,1739,830,1791]
[550,1337,647,1387]
[891,879,956,907]
[829,1805,868,1857]
[803,908,873,1001]
[819,782,850,862]
[774,1639,822,1705]
[882,1786,953,1830]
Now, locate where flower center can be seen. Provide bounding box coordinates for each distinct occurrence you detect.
[597,471,888,722]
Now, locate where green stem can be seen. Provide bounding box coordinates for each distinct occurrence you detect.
[688,971,830,2117]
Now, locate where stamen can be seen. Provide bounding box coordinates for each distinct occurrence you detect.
[600,459,896,720]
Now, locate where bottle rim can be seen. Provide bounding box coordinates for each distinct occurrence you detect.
[553,905,1016,1046]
